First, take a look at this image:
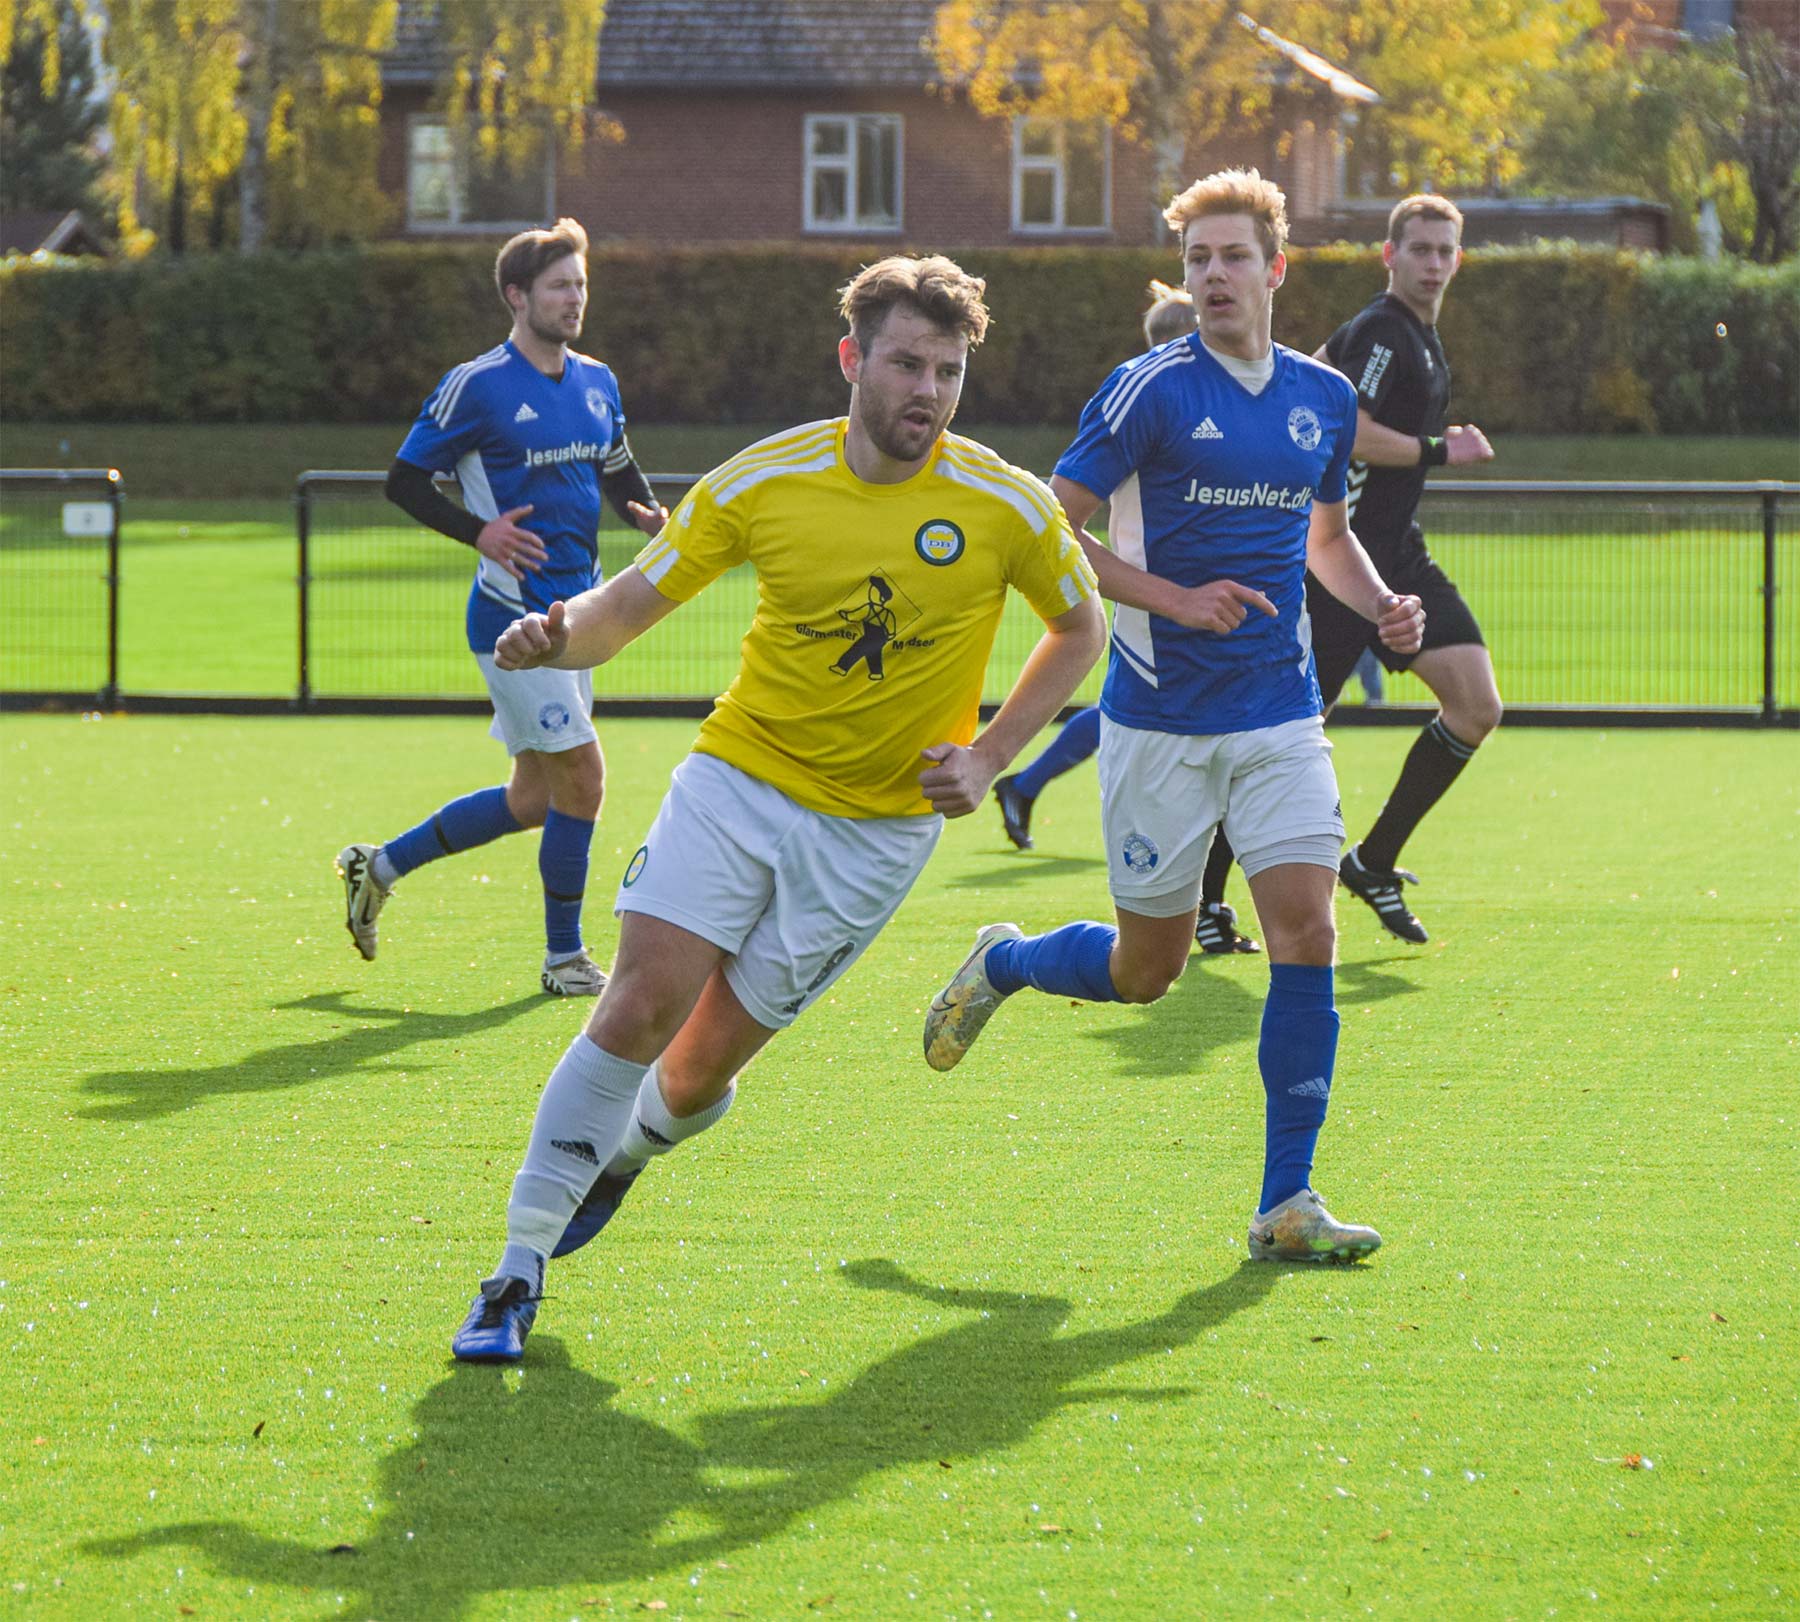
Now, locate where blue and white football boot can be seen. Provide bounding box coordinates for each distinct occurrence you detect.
[451,1275,540,1363]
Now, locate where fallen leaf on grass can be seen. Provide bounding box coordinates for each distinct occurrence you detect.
[410,1216,432,1225]
[1310,1335,1331,1343]
[1671,1354,1690,1362]
[1037,1523,1066,1534]
[1709,1312,1726,1323]
[251,1420,265,1438]
[640,1603,668,1613]
[327,1544,359,1555]
[1372,1529,1392,1543]
[939,1460,953,1469]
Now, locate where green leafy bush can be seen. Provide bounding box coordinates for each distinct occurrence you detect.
[3,241,1794,433]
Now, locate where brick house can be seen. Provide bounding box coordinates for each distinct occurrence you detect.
[378,0,1377,249]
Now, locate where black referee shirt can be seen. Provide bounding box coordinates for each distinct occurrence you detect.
[1323,292,1451,554]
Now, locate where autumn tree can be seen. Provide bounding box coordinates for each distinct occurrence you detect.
[0,0,107,220]
[930,0,1598,217]
[0,0,610,253]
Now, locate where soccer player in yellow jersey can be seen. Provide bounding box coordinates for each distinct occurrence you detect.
[452,254,1105,1362]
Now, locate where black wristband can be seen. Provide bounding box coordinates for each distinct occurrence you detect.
[1418,435,1449,467]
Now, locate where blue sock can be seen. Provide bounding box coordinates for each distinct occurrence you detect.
[1258,963,1340,1214]
[1014,705,1102,800]
[985,921,1121,1003]
[539,808,595,958]
[383,786,522,879]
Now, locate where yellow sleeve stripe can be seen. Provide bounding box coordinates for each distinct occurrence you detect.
[934,450,1057,535]
[708,420,840,490]
[939,439,1063,528]
[714,445,840,507]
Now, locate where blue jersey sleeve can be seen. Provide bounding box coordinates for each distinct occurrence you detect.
[1317,374,1358,504]
[1053,354,1174,500]
[396,365,489,474]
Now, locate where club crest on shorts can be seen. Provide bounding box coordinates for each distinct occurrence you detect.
[622,845,648,887]
[914,519,965,566]
[538,701,570,731]
[1121,832,1160,874]
[1287,406,1323,451]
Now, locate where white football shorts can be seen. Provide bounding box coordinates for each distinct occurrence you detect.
[1097,714,1345,917]
[475,654,597,757]
[615,752,942,1029]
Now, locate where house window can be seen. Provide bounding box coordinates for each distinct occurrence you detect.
[804,114,902,232]
[1012,118,1110,233]
[407,118,553,231]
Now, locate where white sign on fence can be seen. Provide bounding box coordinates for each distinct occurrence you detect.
[61,502,113,538]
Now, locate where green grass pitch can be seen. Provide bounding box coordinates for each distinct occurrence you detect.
[2,713,1796,1617]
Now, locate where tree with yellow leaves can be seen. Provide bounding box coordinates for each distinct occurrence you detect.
[930,0,1600,217]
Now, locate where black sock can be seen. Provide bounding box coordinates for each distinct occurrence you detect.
[1359,717,1479,872]
[1201,830,1235,906]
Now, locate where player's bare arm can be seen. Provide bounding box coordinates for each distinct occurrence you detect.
[1305,499,1424,654]
[1051,473,1278,635]
[494,566,679,671]
[918,594,1105,818]
[1351,412,1494,469]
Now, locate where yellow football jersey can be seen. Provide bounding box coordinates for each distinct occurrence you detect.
[633,418,1097,818]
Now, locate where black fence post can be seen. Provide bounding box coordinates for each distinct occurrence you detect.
[103,469,122,709]
[1764,486,1779,726]
[296,475,312,712]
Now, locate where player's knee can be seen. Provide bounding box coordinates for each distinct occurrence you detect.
[506,783,549,828]
[1274,915,1337,966]
[1111,952,1186,1005]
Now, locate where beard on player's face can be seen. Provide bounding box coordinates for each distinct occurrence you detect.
[858,384,957,462]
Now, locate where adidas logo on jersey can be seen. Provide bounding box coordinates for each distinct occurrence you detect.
[1191,417,1224,440]
[513,403,539,423]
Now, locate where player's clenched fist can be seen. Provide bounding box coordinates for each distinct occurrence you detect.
[495,599,569,671]
[1374,591,1425,655]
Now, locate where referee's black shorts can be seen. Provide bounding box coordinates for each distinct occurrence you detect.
[1306,524,1485,707]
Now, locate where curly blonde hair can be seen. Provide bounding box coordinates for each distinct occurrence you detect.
[1163,169,1289,261]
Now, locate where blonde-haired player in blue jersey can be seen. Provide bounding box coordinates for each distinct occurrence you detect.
[925,171,1424,1265]
[451,254,1106,1362]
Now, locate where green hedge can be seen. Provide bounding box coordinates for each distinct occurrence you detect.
[3,241,1795,433]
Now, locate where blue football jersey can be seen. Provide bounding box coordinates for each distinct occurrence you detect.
[1055,335,1358,735]
[395,340,629,652]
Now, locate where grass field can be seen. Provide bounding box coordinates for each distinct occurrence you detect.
[3,714,1796,1618]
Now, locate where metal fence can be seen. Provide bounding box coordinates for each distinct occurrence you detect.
[0,468,121,707]
[3,469,1796,724]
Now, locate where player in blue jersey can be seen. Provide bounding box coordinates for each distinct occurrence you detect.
[926,170,1425,1263]
[993,279,1259,956]
[334,218,667,997]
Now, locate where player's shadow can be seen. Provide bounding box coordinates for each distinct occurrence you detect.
[76,990,543,1122]
[1080,955,1268,1081]
[1334,953,1428,1009]
[945,854,1107,890]
[82,1259,1282,1619]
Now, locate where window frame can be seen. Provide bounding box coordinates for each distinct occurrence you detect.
[802,112,905,235]
[405,114,555,233]
[1010,117,1112,235]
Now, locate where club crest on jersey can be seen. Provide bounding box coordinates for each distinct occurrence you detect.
[1287,406,1323,451]
[1121,832,1160,874]
[585,388,610,423]
[914,519,965,566]
[539,701,571,731]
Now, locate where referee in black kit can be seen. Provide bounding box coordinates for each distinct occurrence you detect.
[1307,194,1498,944]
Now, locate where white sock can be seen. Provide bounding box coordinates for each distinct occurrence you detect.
[603,1062,737,1176]
[498,1034,647,1268]
[371,847,400,889]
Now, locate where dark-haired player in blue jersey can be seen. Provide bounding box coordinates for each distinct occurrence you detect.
[926,169,1424,1264]
[334,217,667,997]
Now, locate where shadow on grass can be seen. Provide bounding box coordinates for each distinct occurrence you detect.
[943,853,1108,890]
[84,1258,1290,1618]
[76,990,544,1122]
